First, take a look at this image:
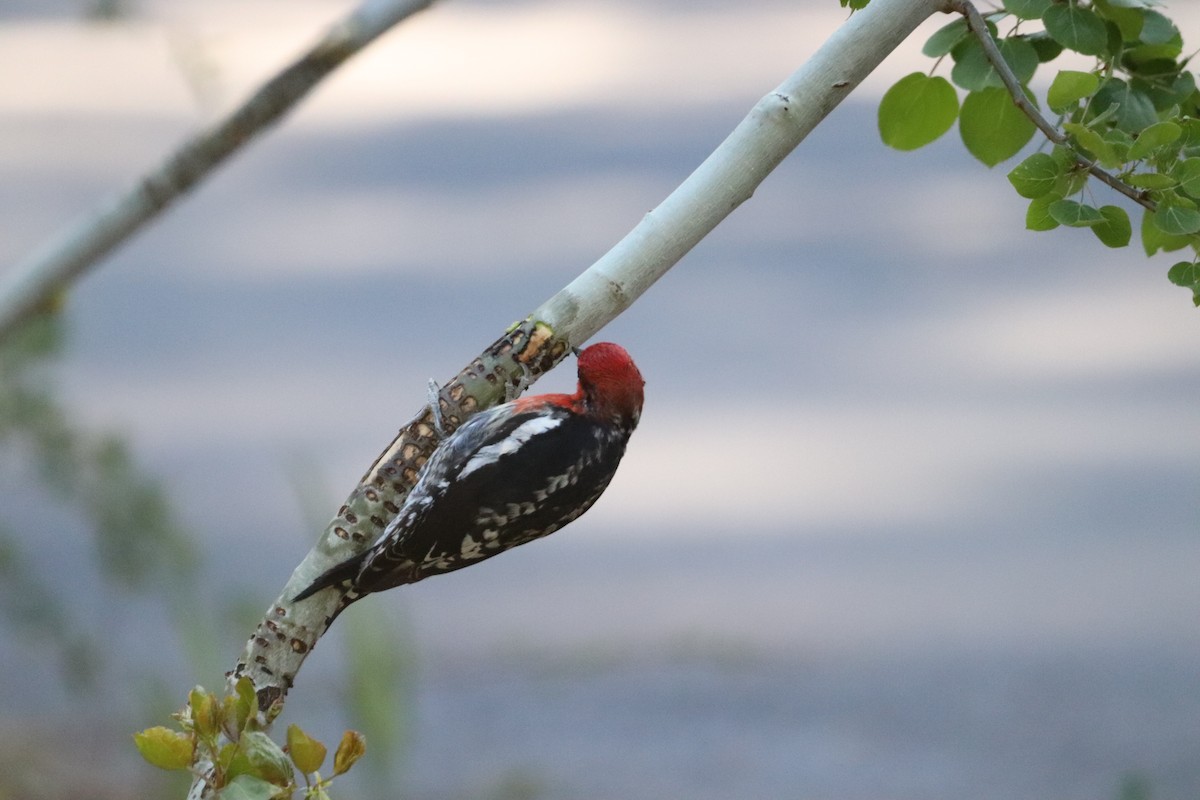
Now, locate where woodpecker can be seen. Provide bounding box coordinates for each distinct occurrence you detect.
[293,341,644,612]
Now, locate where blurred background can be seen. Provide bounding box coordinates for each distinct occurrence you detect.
[1,0,1198,798]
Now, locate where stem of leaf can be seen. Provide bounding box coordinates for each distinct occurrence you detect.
[948,0,1156,211]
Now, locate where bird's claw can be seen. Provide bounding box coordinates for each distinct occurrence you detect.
[505,360,533,402]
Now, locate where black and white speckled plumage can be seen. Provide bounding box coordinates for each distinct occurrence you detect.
[293,342,644,611]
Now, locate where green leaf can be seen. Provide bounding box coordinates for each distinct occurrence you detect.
[1173,157,1200,197]
[951,38,1038,92]
[1153,205,1200,235]
[1103,128,1134,162]
[1141,207,1193,254]
[1028,33,1064,62]
[1027,194,1062,231]
[950,40,995,91]
[1092,205,1132,246]
[1127,120,1182,160]
[878,73,959,151]
[227,731,294,786]
[333,730,367,776]
[1103,0,1157,9]
[233,676,256,734]
[1167,260,1200,287]
[1008,152,1063,198]
[1047,70,1100,113]
[997,38,1040,86]
[1049,199,1106,227]
[959,87,1037,167]
[923,18,969,57]
[1126,43,1184,71]
[134,727,195,771]
[1166,261,1200,305]
[1124,172,1177,189]
[1179,119,1200,149]
[1138,10,1179,45]
[1092,78,1159,133]
[287,724,327,776]
[190,687,220,740]
[1004,0,1052,20]
[1094,0,1144,40]
[220,774,280,800]
[1172,71,1197,105]
[1043,4,1109,56]
[1063,122,1120,168]
[1055,169,1089,199]
[1141,78,1190,117]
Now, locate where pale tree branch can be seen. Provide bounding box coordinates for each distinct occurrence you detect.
[0,0,436,342]
[184,0,949,795]
[948,0,1155,211]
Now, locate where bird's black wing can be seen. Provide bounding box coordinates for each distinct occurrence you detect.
[354,404,630,593]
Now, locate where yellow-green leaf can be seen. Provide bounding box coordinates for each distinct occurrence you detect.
[1128,121,1182,161]
[333,730,367,776]
[960,87,1036,167]
[1063,122,1120,169]
[1124,172,1176,190]
[286,724,327,775]
[234,676,256,734]
[1047,70,1099,113]
[134,727,195,771]
[190,687,220,739]
[878,73,960,151]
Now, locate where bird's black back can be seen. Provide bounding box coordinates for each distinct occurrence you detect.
[354,406,633,594]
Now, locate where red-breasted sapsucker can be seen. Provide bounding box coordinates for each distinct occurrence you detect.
[293,341,645,612]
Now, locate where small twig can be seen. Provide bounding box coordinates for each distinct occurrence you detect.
[0,0,437,341]
[949,0,1155,211]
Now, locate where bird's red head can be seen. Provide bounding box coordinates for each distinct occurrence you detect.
[576,342,645,426]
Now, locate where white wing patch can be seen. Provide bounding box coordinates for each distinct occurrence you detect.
[458,416,563,479]
[460,534,484,559]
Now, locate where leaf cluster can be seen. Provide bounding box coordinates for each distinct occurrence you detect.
[134,679,367,799]
[876,0,1200,305]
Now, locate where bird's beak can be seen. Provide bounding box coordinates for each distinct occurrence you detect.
[571,346,582,357]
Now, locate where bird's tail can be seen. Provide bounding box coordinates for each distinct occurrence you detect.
[292,551,368,604]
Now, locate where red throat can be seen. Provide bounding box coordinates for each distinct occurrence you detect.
[511,343,643,421]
